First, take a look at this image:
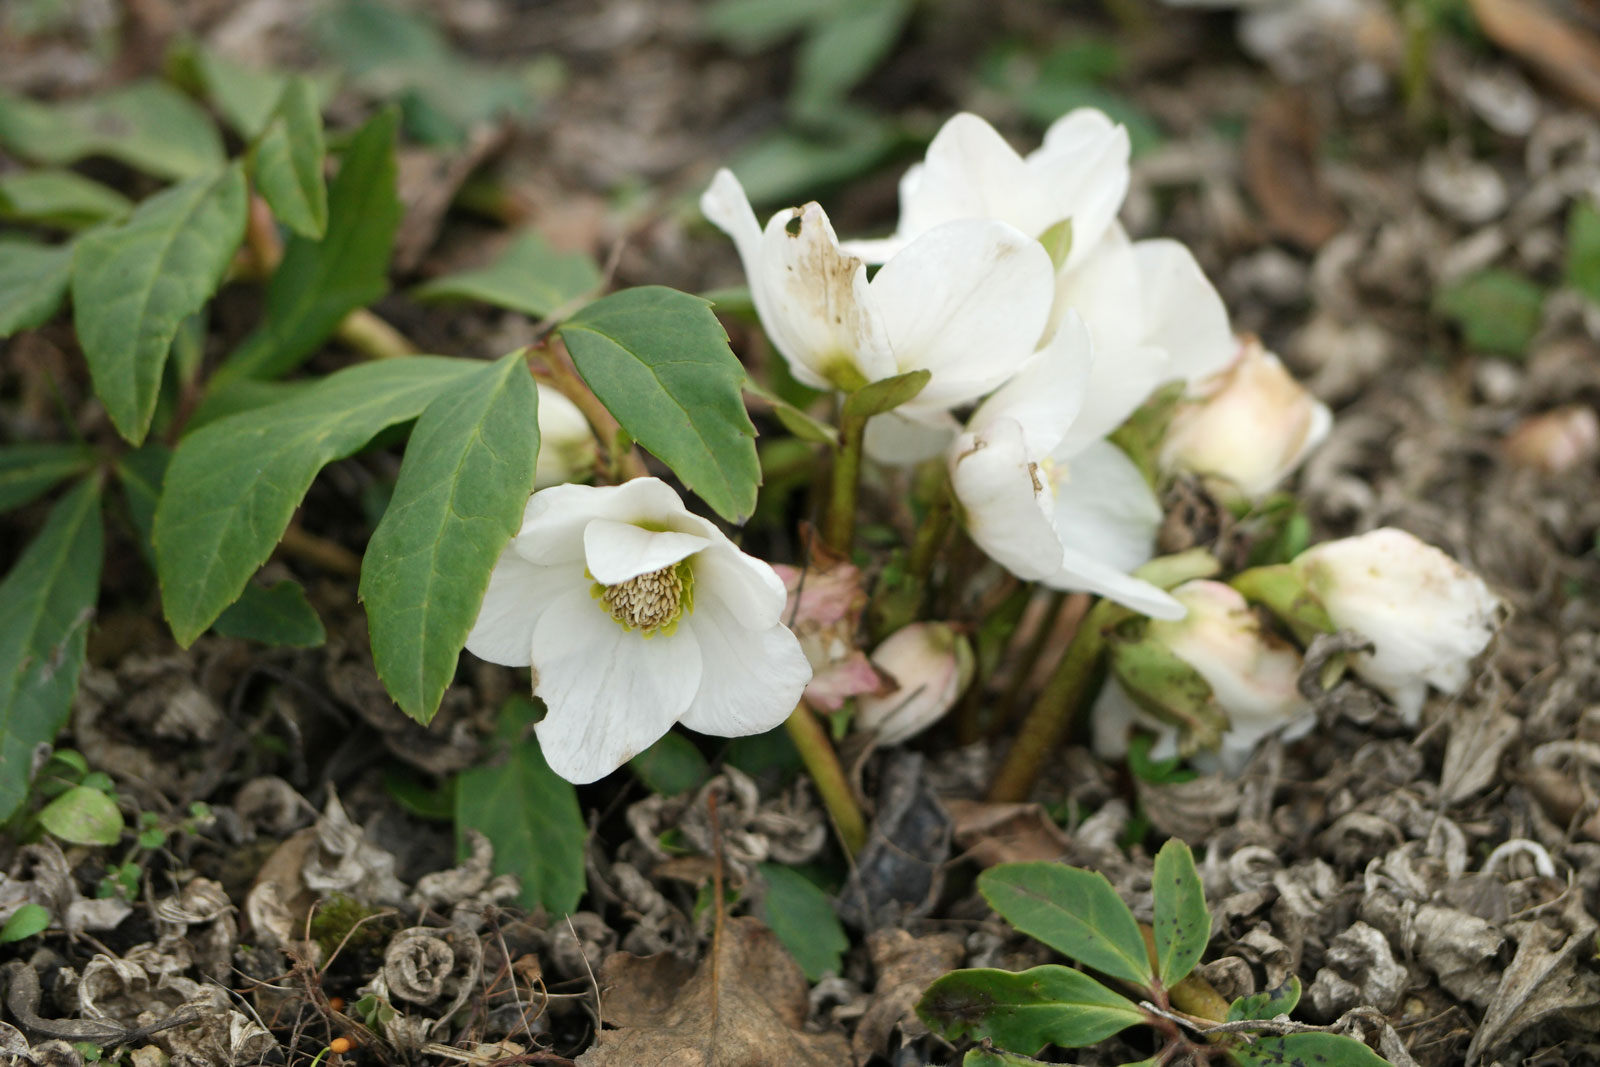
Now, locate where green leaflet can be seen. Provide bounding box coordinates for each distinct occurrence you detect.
[0,239,74,338]
[757,863,847,981]
[217,107,400,383]
[71,164,249,443]
[250,76,329,239]
[0,478,103,820]
[559,286,761,524]
[213,580,326,648]
[0,170,132,229]
[154,357,479,646]
[37,785,123,846]
[918,965,1146,1055]
[978,863,1155,989]
[413,232,602,319]
[0,81,224,181]
[1152,838,1210,988]
[361,352,540,723]
[0,443,97,514]
[1227,1032,1390,1067]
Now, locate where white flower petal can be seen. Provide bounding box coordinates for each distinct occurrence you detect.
[871,219,1054,412]
[969,310,1094,457]
[514,478,695,568]
[700,169,765,281]
[694,541,789,630]
[1051,222,1145,355]
[862,410,960,466]
[1047,438,1163,575]
[1133,238,1235,382]
[583,519,710,585]
[1055,343,1169,457]
[464,548,589,667]
[531,587,703,783]
[949,421,1062,581]
[898,113,1060,244]
[679,601,811,736]
[1029,109,1130,270]
[1047,543,1184,620]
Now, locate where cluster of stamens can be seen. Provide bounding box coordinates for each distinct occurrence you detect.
[600,563,687,635]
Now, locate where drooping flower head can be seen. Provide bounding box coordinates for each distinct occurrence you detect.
[533,383,598,489]
[466,478,811,783]
[854,622,975,746]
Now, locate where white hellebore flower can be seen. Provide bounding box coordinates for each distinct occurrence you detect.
[842,109,1131,274]
[855,622,975,746]
[700,168,1056,461]
[465,478,812,783]
[1161,336,1332,499]
[948,311,1183,619]
[534,384,597,489]
[1290,528,1504,723]
[1093,580,1314,775]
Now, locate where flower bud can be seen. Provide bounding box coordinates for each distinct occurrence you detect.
[1103,580,1313,770]
[534,384,598,489]
[1161,336,1331,500]
[772,546,883,712]
[1289,528,1503,723]
[1503,405,1599,474]
[855,623,975,745]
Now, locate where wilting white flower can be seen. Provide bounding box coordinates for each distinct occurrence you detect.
[948,312,1182,618]
[843,110,1130,273]
[1289,528,1503,722]
[1094,580,1314,774]
[534,384,597,489]
[700,169,1055,433]
[854,622,974,745]
[1161,336,1332,499]
[465,478,811,783]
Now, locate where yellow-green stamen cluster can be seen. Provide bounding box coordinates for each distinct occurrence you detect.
[594,561,695,636]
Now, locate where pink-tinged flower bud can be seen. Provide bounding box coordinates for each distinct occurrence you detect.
[1503,405,1599,474]
[1290,528,1503,723]
[854,623,975,745]
[534,384,597,489]
[1161,336,1332,500]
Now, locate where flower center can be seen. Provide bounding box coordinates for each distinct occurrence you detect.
[596,562,694,636]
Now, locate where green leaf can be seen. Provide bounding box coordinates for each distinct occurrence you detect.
[978,863,1155,988]
[37,784,123,846]
[455,696,586,915]
[0,239,74,337]
[1227,1032,1390,1067]
[71,164,249,443]
[629,731,711,795]
[218,107,400,383]
[0,479,103,821]
[361,352,540,723]
[964,1048,1053,1067]
[792,0,911,116]
[413,232,602,319]
[1433,269,1545,358]
[155,357,479,646]
[213,580,326,647]
[702,0,839,50]
[917,965,1146,1055]
[116,443,170,562]
[0,170,132,229]
[0,443,97,513]
[1108,635,1227,755]
[1228,976,1302,1022]
[559,286,761,523]
[843,368,931,418]
[757,863,848,981]
[0,903,50,944]
[1152,838,1209,987]
[169,40,320,139]
[743,380,836,446]
[724,108,903,208]
[251,76,328,239]
[0,81,225,181]
[1567,199,1600,305]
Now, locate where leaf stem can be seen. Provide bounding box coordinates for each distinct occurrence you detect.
[278,523,362,575]
[529,344,647,482]
[990,589,1076,736]
[335,309,416,361]
[905,483,953,583]
[822,410,867,554]
[783,700,867,856]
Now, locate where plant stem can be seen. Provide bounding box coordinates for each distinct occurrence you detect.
[783,700,867,856]
[279,523,363,575]
[335,309,417,361]
[986,597,1114,803]
[822,410,867,555]
[530,345,647,482]
[991,589,1074,734]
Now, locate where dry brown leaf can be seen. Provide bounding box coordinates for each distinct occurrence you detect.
[1472,0,1600,114]
[578,916,849,1066]
[850,929,965,1063]
[944,799,1071,867]
[1243,90,1345,251]
[1440,701,1521,803]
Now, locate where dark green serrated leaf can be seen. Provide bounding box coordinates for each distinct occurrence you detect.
[0,443,97,513]
[214,580,326,647]
[918,965,1146,1055]
[1227,1031,1390,1067]
[1433,269,1545,359]
[38,784,123,846]
[0,239,73,338]
[978,863,1154,988]
[72,164,248,443]
[251,76,328,239]
[758,863,847,981]
[361,352,540,723]
[413,232,602,319]
[456,696,586,915]
[155,357,479,646]
[218,108,400,384]
[843,368,931,418]
[116,443,170,563]
[1152,838,1209,987]
[0,170,131,229]
[1567,199,1600,305]
[629,731,711,795]
[0,478,102,820]
[1228,976,1302,1022]
[0,81,224,181]
[0,903,50,944]
[559,286,760,523]
[792,0,910,116]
